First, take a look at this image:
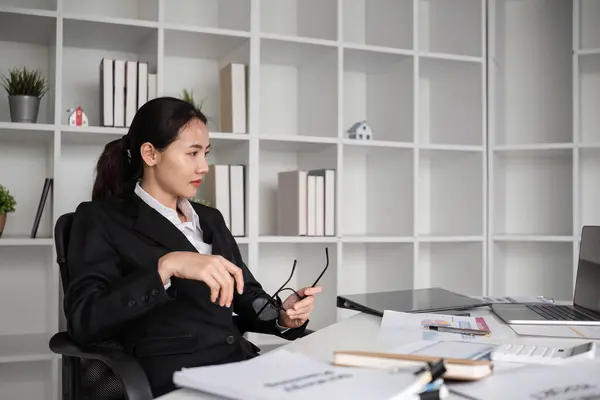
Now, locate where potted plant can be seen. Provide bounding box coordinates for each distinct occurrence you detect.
[1,66,49,123]
[0,184,16,238]
[180,89,218,130]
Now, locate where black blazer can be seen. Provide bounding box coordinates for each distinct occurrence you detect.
[63,193,307,397]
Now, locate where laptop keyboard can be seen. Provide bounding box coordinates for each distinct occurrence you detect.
[527,305,600,321]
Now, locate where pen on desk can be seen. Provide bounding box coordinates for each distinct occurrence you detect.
[423,325,491,336]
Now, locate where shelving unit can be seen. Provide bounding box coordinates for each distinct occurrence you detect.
[487,0,578,301]
[0,1,487,398]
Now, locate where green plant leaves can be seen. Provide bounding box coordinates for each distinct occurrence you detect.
[0,185,16,214]
[1,66,49,98]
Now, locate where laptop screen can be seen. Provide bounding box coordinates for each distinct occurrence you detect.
[574,226,600,313]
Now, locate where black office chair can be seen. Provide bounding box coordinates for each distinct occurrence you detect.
[49,213,153,400]
[49,212,313,399]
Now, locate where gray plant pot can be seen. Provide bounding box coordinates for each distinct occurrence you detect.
[9,95,40,123]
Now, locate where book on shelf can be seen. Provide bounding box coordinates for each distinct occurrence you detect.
[220,62,247,134]
[99,58,157,128]
[277,169,336,237]
[30,178,53,239]
[196,164,246,237]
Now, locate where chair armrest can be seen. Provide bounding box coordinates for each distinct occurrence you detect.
[49,332,153,400]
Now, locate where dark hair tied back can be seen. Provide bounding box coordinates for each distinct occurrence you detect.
[92,96,208,200]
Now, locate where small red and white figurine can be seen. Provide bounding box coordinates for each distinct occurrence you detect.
[67,106,89,127]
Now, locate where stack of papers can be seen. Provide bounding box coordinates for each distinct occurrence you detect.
[173,349,433,400]
[450,359,600,400]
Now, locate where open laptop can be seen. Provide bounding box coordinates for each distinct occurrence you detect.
[492,225,600,325]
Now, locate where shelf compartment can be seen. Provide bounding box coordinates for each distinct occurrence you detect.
[491,0,572,145]
[0,333,54,363]
[579,0,600,50]
[63,0,158,22]
[164,29,250,134]
[579,53,600,144]
[343,48,414,143]
[62,18,158,127]
[0,123,54,143]
[418,0,482,57]
[0,1,55,11]
[205,135,249,167]
[342,0,413,50]
[260,38,337,138]
[579,148,600,230]
[418,149,483,236]
[0,360,53,400]
[54,142,104,219]
[257,243,337,331]
[165,0,249,32]
[493,149,573,236]
[418,57,482,145]
[492,241,573,300]
[342,144,413,237]
[260,0,336,41]
[418,241,483,296]
[0,248,52,336]
[0,11,56,125]
[340,242,414,295]
[258,140,337,236]
[0,141,54,239]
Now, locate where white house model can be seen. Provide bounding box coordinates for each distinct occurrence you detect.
[347,120,373,140]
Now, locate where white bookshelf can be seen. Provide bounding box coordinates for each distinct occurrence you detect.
[0,1,487,398]
[487,0,578,304]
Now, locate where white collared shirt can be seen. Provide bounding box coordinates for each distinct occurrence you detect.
[134,182,212,288]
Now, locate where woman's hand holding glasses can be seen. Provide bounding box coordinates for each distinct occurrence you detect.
[278,286,323,328]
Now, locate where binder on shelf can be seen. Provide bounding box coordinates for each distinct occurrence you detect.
[197,164,231,230]
[125,60,138,127]
[148,73,157,101]
[137,61,148,110]
[99,58,113,127]
[308,169,335,236]
[220,63,247,133]
[307,175,316,236]
[229,164,246,237]
[113,59,125,127]
[277,170,308,236]
[276,169,336,237]
[30,178,53,239]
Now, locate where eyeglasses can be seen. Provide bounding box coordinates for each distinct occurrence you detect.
[253,247,330,322]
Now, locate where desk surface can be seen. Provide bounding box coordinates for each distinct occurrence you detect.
[157,307,600,400]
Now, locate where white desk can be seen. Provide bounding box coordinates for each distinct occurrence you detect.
[157,307,599,400]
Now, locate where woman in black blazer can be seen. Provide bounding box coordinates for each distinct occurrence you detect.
[64,97,322,397]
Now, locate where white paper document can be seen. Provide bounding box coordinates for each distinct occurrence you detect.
[381,310,495,341]
[510,324,600,340]
[450,359,600,400]
[173,349,428,400]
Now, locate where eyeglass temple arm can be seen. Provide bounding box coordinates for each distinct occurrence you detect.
[310,247,329,288]
[256,259,297,318]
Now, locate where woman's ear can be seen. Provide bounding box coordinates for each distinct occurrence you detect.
[140,142,158,167]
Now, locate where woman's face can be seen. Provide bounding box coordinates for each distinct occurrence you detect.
[151,118,211,199]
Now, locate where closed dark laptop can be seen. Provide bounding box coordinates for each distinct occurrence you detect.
[492,226,600,325]
[336,287,492,317]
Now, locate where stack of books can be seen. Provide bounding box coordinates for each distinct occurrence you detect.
[277,169,336,237]
[99,58,157,128]
[195,164,246,237]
